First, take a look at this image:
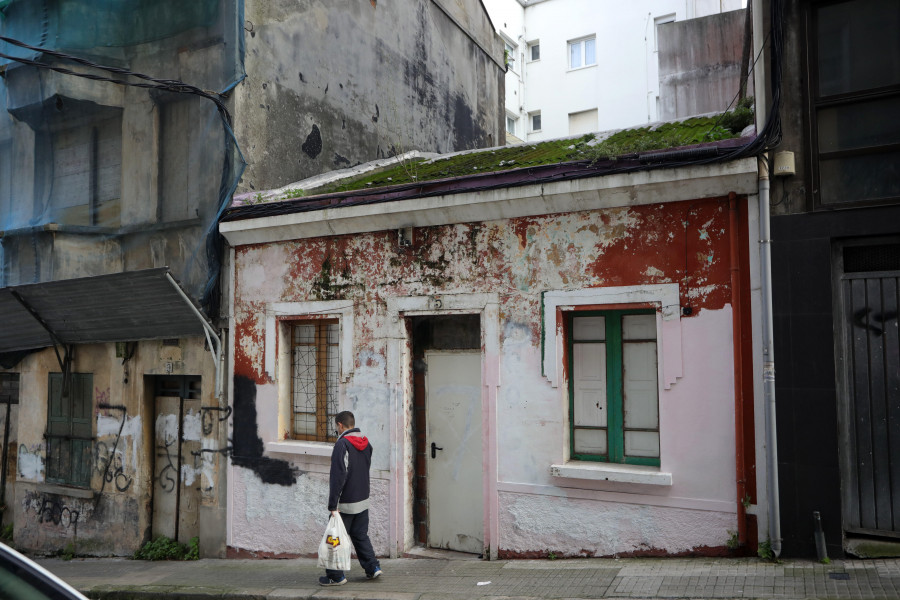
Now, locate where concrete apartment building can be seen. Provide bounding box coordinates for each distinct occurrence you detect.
[482,0,747,142]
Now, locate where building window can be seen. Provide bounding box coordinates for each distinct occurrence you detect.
[530,111,542,132]
[809,0,900,207]
[504,40,517,71]
[291,320,340,442]
[46,373,93,487]
[568,36,596,69]
[506,114,518,136]
[48,114,122,227]
[567,310,660,465]
[654,14,675,52]
[529,41,540,61]
[568,108,598,136]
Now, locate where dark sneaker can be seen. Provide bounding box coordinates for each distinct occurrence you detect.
[366,566,383,580]
[319,575,347,586]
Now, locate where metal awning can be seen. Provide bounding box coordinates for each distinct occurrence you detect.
[0,268,211,354]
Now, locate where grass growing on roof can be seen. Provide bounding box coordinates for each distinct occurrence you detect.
[289,107,753,199]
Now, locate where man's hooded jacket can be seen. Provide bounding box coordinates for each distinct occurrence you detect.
[328,428,372,514]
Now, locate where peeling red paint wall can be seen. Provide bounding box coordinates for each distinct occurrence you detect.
[230,194,745,558]
[234,196,737,352]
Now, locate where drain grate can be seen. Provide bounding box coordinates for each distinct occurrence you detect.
[829,572,851,580]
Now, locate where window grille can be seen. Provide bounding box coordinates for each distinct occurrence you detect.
[291,320,340,441]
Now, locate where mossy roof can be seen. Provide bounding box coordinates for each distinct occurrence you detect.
[234,110,753,207]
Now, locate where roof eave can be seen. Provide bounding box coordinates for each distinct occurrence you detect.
[219,156,759,247]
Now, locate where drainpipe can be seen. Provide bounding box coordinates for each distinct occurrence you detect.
[758,153,781,557]
[729,193,747,547]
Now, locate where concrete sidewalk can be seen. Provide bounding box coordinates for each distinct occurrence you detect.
[37,555,900,599]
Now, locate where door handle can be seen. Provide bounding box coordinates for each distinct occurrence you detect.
[431,442,443,459]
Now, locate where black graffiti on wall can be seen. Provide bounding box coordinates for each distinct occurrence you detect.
[93,442,133,492]
[853,308,899,336]
[201,405,232,435]
[156,436,178,494]
[39,496,79,533]
[95,403,133,493]
[232,375,298,486]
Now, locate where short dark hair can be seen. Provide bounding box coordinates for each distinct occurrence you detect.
[335,411,355,428]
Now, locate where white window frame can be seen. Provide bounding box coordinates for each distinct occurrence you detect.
[567,35,597,70]
[503,37,518,72]
[654,14,676,52]
[506,113,518,136]
[543,285,681,486]
[528,40,540,62]
[263,300,354,456]
[529,111,542,133]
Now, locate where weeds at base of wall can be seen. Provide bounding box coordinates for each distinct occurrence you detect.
[61,542,75,561]
[0,523,12,543]
[757,539,781,563]
[726,530,740,551]
[133,536,200,561]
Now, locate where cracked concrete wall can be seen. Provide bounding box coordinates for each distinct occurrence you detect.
[230,196,744,557]
[235,0,505,193]
[3,337,223,557]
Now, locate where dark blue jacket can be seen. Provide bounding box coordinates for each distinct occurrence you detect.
[328,428,372,513]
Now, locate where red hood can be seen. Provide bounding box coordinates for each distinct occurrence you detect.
[344,434,369,450]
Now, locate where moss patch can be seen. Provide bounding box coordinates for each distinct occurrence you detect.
[271,106,753,200]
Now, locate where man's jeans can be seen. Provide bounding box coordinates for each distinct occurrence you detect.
[325,509,380,580]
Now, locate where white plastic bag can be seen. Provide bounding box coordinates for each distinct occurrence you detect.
[316,513,351,571]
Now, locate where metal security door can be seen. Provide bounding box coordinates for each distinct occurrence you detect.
[152,377,201,543]
[424,350,483,554]
[841,271,900,537]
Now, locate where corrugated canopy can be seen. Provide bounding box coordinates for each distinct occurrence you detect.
[0,268,210,354]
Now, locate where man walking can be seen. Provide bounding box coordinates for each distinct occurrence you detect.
[320,410,382,586]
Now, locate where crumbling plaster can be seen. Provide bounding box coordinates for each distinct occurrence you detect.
[230,194,743,557]
[6,336,223,556]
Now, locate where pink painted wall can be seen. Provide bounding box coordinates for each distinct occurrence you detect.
[229,196,743,557]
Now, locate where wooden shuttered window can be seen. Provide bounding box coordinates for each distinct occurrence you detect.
[46,373,93,487]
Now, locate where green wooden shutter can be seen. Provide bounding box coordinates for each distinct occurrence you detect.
[71,374,93,486]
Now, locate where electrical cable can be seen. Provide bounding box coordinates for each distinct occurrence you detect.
[0,33,247,316]
[0,35,231,124]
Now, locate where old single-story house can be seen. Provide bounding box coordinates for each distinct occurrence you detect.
[218,124,770,558]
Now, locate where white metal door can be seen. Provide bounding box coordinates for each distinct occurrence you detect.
[425,350,483,554]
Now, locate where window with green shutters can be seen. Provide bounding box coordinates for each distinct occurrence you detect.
[568,310,660,466]
[46,373,93,487]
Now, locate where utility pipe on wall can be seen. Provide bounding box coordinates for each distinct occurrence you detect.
[758,153,782,557]
[729,193,748,547]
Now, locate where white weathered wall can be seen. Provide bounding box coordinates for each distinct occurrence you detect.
[229,193,746,558]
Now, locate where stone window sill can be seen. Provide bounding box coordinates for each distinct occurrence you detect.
[550,461,672,486]
[266,440,333,457]
[35,482,95,499]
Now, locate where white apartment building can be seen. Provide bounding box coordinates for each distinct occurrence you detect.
[483,0,746,142]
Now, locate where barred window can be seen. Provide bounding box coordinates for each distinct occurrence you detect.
[291,320,340,441]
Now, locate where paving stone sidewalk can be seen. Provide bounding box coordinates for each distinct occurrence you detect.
[38,555,900,600]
